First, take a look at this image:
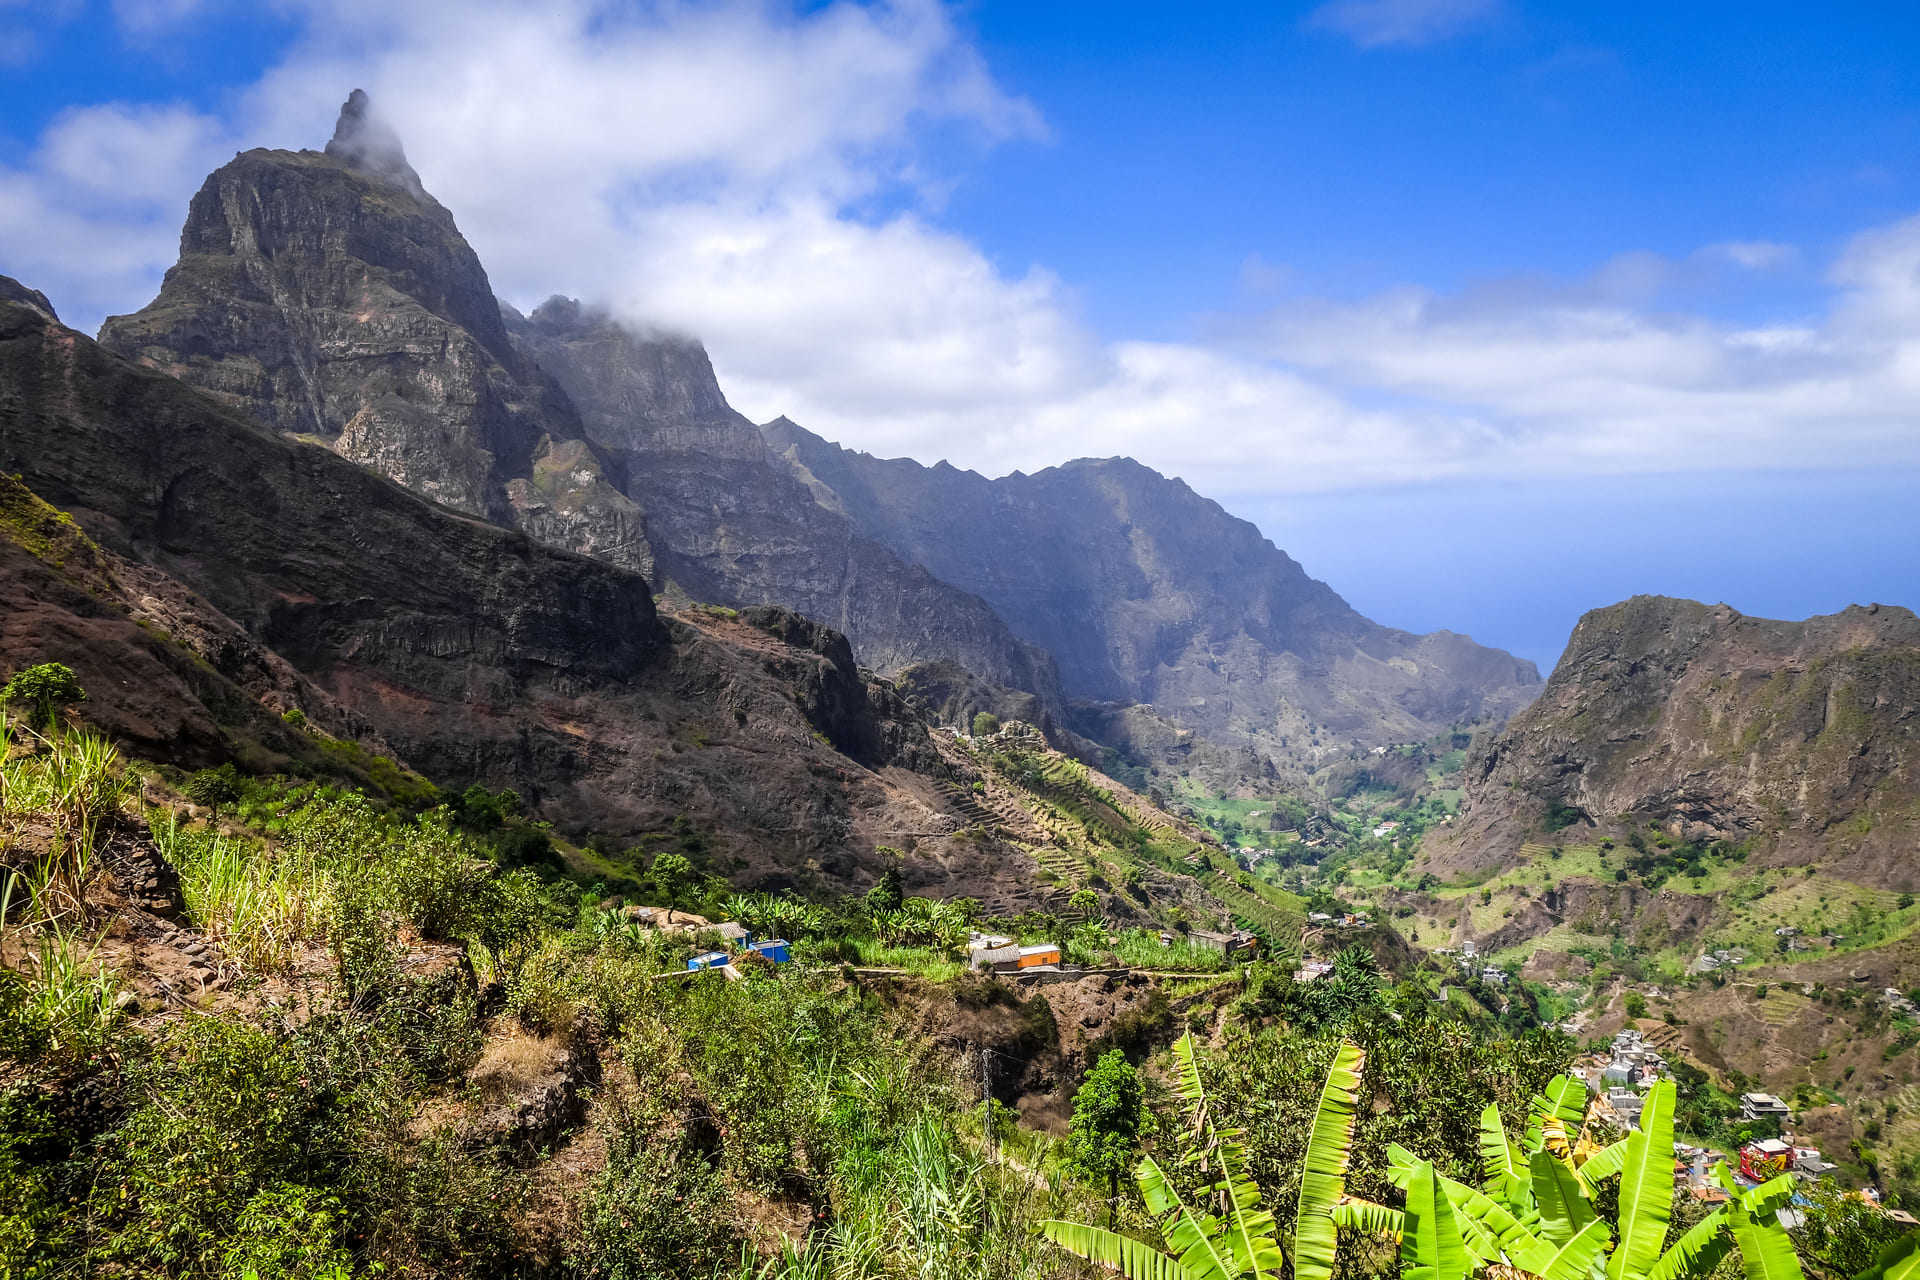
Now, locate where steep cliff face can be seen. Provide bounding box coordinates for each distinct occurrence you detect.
[97,92,650,576]
[503,297,1067,700]
[1427,596,1920,887]
[2,274,1262,915]
[762,418,1541,756]
[1,279,965,896]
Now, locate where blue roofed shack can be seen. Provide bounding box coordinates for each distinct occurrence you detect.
[687,951,731,971]
[749,938,792,964]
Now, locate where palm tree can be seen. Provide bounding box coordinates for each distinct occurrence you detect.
[1039,1034,1362,1280]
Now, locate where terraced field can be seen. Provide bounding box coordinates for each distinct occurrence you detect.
[1754,985,1816,1028]
[1207,871,1306,951]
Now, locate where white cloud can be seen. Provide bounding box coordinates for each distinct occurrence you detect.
[1304,0,1501,49]
[6,0,1920,508]
[1703,240,1797,271]
[110,0,205,34]
[1231,219,1920,483]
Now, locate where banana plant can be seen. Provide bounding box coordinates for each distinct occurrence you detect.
[1379,1077,1775,1280]
[1293,1040,1367,1280]
[1711,1166,1806,1280]
[1853,1234,1920,1280]
[1039,1034,1362,1280]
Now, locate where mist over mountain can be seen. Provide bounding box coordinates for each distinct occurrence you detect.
[87,91,1537,762]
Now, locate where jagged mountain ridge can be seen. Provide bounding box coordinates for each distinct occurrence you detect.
[97,93,1064,707]
[90,88,1539,765]
[2,275,1203,911]
[762,417,1541,755]
[499,298,1065,699]
[1425,595,1920,887]
[96,103,651,575]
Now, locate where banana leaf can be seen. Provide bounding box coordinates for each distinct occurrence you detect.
[1712,1166,1805,1280]
[1440,1169,1557,1272]
[1579,1139,1630,1187]
[1039,1220,1199,1280]
[1292,1041,1366,1280]
[1140,1154,1242,1280]
[1540,1219,1616,1280]
[1334,1196,1405,1241]
[1607,1080,1676,1280]
[1532,1150,1598,1249]
[1645,1209,1731,1280]
[1403,1160,1474,1280]
[1851,1233,1920,1280]
[1482,1102,1531,1211]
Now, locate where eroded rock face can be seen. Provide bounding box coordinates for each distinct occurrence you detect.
[761,418,1542,757]
[503,297,1066,699]
[0,282,988,897]
[1428,595,1920,887]
[98,92,651,577]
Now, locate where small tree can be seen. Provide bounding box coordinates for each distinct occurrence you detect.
[866,865,904,917]
[1068,888,1100,918]
[458,783,504,830]
[185,764,242,815]
[650,852,693,923]
[971,711,1001,737]
[1065,1049,1142,1221]
[1624,992,1649,1020]
[1,662,85,728]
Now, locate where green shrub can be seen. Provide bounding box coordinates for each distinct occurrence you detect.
[1065,1049,1142,1206]
[221,1184,353,1280]
[330,881,396,1004]
[495,824,559,872]
[865,865,905,916]
[0,661,84,727]
[573,1136,740,1279]
[186,763,243,813]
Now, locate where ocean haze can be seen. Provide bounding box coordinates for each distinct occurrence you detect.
[1253,467,1920,674]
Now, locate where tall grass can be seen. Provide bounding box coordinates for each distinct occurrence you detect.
[152,814,332,973]
[1109,928,1228,972]
[15,920,121,1054]
[0,711,130,924]
[1,713,128,1058]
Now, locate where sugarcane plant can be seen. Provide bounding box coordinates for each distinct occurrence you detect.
[1038,1034,1365,1280]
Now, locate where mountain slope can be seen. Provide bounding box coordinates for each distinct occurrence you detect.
[2,276,1269,917]
[3,276,933,895]
[503,297,1065,699]
[762,417,1541,756]
[1425,595,1920,887]
[98,92,1061,705]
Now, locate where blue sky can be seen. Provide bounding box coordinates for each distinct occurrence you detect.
[3,0,1919,671]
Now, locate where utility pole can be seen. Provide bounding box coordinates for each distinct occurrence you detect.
[980,1045,994,1160]
[980,1044,994,1249]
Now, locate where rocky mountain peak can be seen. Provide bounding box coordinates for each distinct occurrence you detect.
[323,88,425,197]
[0,276,57,324]
[1424,594,1920,885]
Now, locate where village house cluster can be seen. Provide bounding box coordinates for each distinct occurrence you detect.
[1431,937,1509,987]
[1690,946,1748,974]
[684,918,792,977]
